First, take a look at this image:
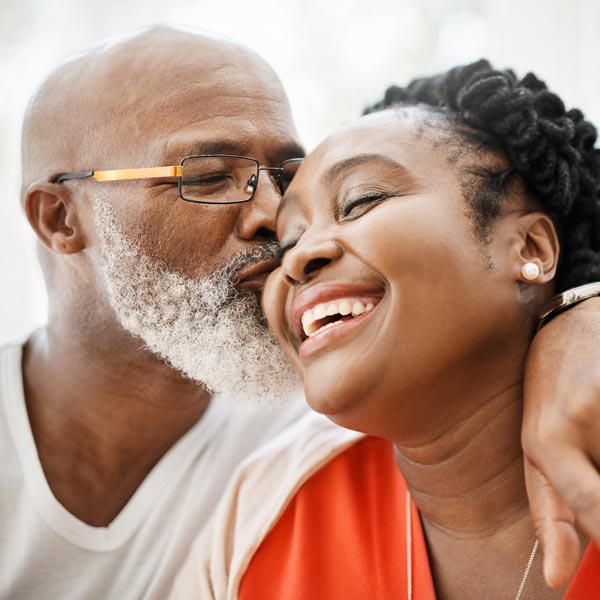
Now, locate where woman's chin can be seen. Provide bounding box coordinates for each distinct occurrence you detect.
[303,382,379,435]
[305,386,358,419]
[304,392,353,419]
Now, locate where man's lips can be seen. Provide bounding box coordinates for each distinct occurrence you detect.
[237,258,281,289]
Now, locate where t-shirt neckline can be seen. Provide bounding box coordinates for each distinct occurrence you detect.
[1,342,228,552]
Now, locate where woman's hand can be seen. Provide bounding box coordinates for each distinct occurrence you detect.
[523,297,600,588]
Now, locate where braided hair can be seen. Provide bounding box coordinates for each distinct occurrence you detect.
[364,59,600,291]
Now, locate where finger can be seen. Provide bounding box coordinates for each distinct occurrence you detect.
[543,519,581,588]
[524,458,580,588]
[536,445,600,545]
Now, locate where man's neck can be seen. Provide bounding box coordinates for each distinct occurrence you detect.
[22,324,211,526]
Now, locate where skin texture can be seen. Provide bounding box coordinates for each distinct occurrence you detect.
[20,26,302,526]
[264,109,577,598]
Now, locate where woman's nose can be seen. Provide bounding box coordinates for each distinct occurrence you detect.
[281,237,343,285]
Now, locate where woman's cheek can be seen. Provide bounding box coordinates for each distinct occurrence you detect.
[262,267,285,327]
[263,268,298,357]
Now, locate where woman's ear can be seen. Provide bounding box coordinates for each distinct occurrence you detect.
[24,182,85,255]
[515,212,559,284]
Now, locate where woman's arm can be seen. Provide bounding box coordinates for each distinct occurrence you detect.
[523,297,600,588]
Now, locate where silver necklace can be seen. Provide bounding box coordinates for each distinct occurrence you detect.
[405,491,539,600]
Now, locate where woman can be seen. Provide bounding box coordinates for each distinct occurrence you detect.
[171,61,600,599]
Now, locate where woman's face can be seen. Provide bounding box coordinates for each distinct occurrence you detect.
[264,109,544,438]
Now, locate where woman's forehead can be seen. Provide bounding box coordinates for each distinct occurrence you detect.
[314,110,443,165]
[296,111,447,189]
[278,112,450,220]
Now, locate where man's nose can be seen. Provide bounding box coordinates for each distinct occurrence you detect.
[236,170,280,241]
[281,235,343,285]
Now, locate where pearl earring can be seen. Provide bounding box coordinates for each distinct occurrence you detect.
[521,262,540,281]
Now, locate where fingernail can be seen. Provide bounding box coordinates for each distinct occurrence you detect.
[543,553,556,587]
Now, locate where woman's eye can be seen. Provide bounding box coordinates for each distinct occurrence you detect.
[341,192,389,219]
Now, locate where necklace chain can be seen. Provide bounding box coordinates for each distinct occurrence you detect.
[405,491,539,600]
[514,539,539,600]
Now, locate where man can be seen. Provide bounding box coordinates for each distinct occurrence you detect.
[3,26,305,599]
[1,25,600,598]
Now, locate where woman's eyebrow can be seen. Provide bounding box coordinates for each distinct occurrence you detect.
[277,154,412,218]
[323,153,409,186]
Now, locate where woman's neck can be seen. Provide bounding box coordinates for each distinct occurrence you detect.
[393,381,568,599]
[395,380,526,537]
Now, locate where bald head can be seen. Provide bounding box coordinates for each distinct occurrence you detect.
[21,25,291,196]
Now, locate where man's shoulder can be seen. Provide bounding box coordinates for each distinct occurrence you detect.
[212,392,309,447]
[214,409,364,536]
[169,411,364,599]
[240,410,361,473]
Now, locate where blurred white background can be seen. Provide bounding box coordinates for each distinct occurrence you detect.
[1,0,599,339]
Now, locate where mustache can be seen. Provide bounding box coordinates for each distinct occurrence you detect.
[203,242,279,309]
[217,241,280,284]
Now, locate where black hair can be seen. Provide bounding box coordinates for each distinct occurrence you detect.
[364,59,600,291]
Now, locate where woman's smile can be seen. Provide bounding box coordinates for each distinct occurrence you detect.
[289,283,385,361]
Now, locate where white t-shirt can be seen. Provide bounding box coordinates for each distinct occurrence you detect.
[0,341,307,599]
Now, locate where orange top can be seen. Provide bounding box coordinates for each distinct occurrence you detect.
[240,437,600,599]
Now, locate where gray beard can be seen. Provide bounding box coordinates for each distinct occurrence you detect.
[92,198,299,405]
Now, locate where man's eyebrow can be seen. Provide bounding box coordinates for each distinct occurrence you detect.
[193,139,244,156]
[323,153,409,186]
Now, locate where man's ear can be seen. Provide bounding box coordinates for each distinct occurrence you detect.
[24,182,85,255]
[515,212,560,284]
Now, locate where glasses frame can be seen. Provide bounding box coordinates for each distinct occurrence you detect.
[52,154,304,205]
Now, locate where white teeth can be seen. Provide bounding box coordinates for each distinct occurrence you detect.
[300,298,378,338]
[313,304,327,320]
[352,302,365,316]
[301,309,314,329]
[339,300,352,316]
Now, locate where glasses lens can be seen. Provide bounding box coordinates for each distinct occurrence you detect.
[279,158,303,194]
[180,156,258,203]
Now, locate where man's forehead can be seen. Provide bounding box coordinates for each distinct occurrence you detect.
[162,133,305,165]
[21,26,301,184]
[111,32,300,160]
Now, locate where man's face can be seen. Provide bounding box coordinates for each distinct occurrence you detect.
[73,31,303,400]
[86,36,303,282]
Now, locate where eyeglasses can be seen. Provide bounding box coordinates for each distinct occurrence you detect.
[52,155,304,204]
